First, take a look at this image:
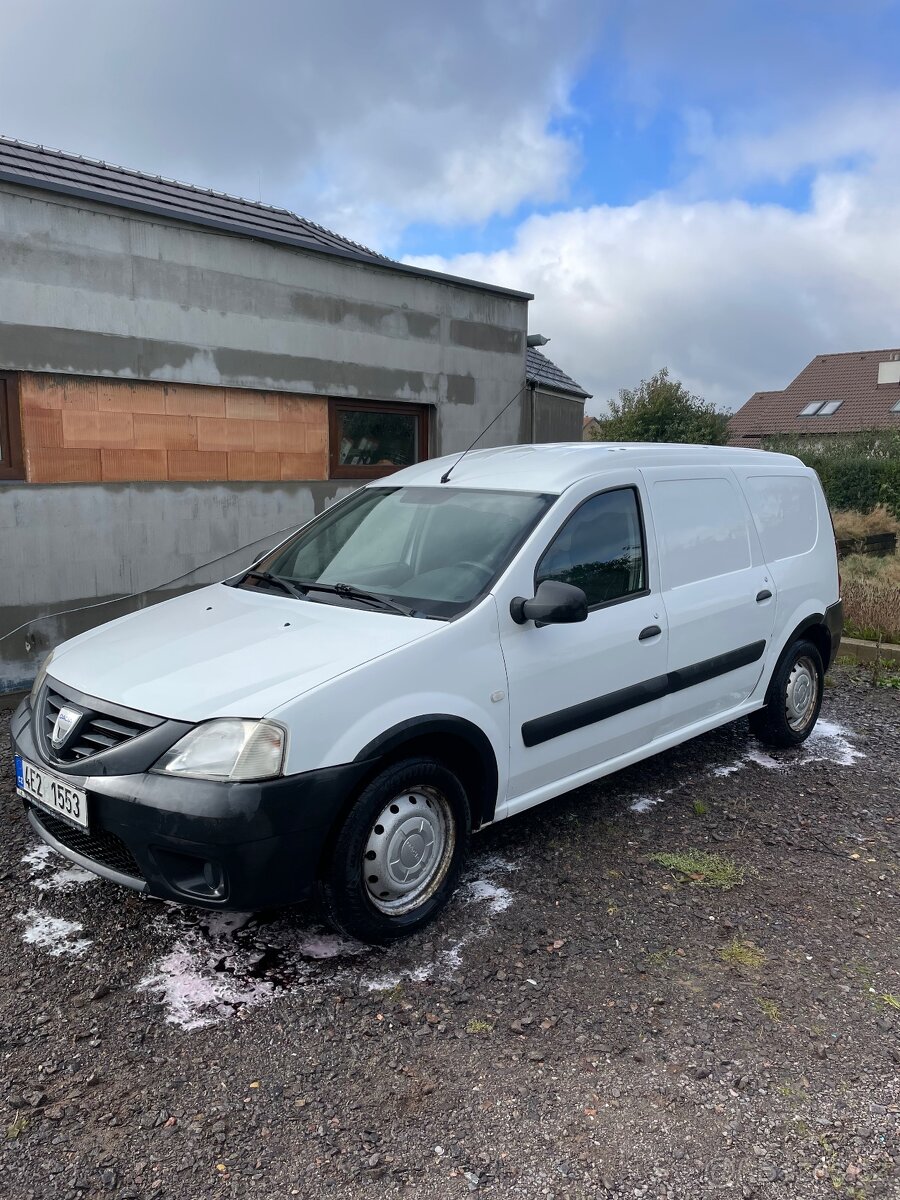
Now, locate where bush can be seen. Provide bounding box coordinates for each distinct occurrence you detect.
[761,430,900,517]
[594,369,730,445]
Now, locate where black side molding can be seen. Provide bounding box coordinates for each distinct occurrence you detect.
[522,639,767,748]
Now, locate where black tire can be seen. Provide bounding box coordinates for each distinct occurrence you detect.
[317,756,471,944]
[749,638,824,748]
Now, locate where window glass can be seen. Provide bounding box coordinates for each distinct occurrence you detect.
[333,405,422,475]
[799,401,823,416]
[743,475,817,561]
[653,477,751,588]
[258,486,553,618]
[536,488,645,607]
[818,400,842,415]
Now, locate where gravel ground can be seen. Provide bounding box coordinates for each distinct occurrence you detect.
[1,664,898,1200]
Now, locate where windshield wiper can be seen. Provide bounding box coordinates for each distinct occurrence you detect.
[240,569,307,600]
[293,579,418,617]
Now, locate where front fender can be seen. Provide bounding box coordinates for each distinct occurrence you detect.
[269,598,510,800]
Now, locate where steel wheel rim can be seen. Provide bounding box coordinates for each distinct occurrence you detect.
[363,785,455,915]
[785,655,818,732]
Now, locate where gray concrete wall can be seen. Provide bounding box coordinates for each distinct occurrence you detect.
[0,183,543,692]
[0,183,530,453]
[0,481,356,692]
[529,388,586,443]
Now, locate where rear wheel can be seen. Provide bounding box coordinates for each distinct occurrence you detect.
[749,638,824,748]
[318,757,470,944]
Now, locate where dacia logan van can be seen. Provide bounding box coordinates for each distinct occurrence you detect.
[13,443,842,942]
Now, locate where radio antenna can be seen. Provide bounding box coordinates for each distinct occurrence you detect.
[440,344,559,483]
[440,383,527,483]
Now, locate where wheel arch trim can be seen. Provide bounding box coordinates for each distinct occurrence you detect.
[354,715,500,826]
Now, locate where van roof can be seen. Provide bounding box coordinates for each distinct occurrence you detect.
[385,442,805,494]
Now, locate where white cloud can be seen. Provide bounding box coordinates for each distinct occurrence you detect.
[0,0,597,250]
[408,108,900,412]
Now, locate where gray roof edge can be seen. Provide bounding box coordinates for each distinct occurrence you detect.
[530,379,592,400]
[0,168,533,301]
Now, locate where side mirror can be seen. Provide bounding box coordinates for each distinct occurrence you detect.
[509,579,588,626]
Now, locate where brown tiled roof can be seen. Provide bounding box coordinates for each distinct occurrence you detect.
[729,349,900,443]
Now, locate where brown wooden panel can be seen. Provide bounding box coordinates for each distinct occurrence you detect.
[0,373,25,480]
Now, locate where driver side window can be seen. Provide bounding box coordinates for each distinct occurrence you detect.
[536,487,646,608]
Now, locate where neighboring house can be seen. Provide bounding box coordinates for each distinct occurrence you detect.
[524,346,591,442]
[729,349,900,445]
[0,137,579,692]
[582,415,603,440]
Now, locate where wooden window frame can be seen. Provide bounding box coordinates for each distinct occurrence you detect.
[0,372,25,481]
[328,398,429,480]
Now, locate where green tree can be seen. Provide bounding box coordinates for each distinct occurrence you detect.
[591,368,730,445]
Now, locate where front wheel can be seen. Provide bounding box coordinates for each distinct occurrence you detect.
[317,757,471,944]
[749,638,824,748]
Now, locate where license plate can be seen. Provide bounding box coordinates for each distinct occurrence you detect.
[15,755,88,830]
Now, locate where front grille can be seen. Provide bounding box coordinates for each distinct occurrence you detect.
[43,686,159,763]
[31,806,144,880]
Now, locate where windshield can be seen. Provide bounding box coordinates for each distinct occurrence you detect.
[243,486,554,618]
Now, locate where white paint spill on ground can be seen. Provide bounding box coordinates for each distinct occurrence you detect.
[22,842,97,891]
[464,877,513,914]
[803,719,866,767]
[136,853,520,1027]
[711,720,864,779]
[16,909,91,957]
[744,748,785,770]
[202,911,254,939]
[22,845,55,872]
[138,948,275,1031]
[712,763,742,778]
[628,785,677,814]
[630,795,664,814]
[34,865,97,890]
[364,864,517,992]
[292,933,360,959]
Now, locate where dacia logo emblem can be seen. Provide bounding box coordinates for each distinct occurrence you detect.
[51,705,83,750]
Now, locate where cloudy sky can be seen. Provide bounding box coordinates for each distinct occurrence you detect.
[2,0,900,412]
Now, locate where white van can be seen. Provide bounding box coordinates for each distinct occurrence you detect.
[13,443,841,942]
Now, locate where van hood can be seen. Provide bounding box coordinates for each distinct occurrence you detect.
[48,584,437,722]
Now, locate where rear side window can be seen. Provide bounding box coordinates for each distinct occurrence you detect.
[743,475,818,561]
[653,477,751,589]
[536,487,646,607]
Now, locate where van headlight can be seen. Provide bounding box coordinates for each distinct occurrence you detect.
[153,719,286,782]
[30,649,56,709]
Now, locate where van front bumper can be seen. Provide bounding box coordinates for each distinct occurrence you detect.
[11,699,370,911]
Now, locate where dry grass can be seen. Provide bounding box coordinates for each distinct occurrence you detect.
[841,551,900,586]
[841,551,900,644]
[831,506,900,540]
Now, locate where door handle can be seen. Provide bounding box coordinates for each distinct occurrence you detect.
[638,625,662,641]
[756,589,773,602]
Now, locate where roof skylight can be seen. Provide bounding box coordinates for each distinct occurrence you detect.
[799,400,842,416]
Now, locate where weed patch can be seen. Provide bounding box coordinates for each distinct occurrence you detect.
[720,939,765,968]
[650,849,744,889]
